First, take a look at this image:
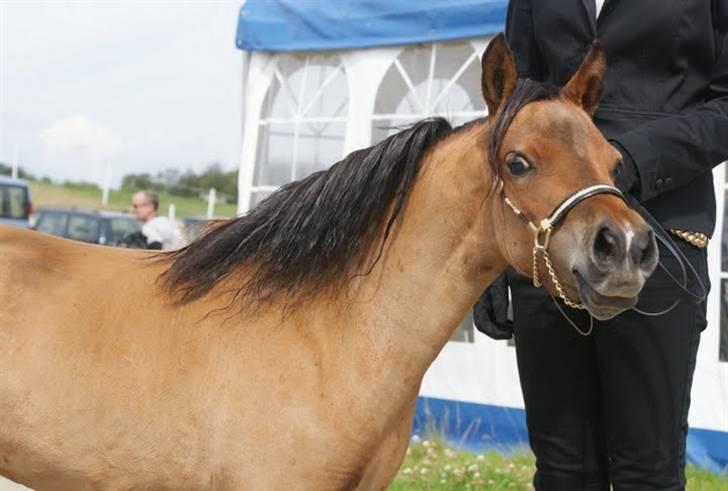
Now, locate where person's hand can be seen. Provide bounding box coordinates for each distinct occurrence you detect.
[473,271,514,340]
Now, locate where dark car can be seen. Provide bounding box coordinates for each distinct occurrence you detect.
[0,175,32,229]
[31,207,141,246]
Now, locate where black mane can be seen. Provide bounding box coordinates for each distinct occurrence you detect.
[161,78,558,306]
[161,118,454,305]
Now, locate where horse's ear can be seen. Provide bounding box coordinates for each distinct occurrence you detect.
[561,41,606,115]
[481,33,517,116]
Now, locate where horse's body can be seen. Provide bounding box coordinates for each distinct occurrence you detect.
[0,36,657,489]
[0,124,501,490]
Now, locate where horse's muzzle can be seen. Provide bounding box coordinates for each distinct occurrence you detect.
[590,220,658,275]
[575,220,658,319]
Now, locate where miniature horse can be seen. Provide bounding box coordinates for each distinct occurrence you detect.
[0,35,656,490]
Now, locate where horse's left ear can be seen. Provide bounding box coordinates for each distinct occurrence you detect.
[481,33,517,116]
[561,41,606,115]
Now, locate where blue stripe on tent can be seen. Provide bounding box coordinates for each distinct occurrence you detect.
[236,0,507,52]
[414,396,728,473]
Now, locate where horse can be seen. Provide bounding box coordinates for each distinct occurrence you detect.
[0,34,658,490]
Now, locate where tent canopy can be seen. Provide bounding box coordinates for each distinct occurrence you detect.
[236,0,507,52]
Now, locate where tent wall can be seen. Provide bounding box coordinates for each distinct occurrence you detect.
[237,38,728,472]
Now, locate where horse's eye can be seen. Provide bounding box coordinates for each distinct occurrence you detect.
[505,154,533,177]
[612,160,624,179]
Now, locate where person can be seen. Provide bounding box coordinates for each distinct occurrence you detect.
[475,1,728,490]
[131,190,187,250]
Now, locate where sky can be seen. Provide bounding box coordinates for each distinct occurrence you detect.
[0,0,243,187]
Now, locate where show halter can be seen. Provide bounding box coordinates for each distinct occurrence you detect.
[501,183,625,335]
[500,183,707,336]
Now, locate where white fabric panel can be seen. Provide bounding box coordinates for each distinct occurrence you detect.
[236,38,728,436]
[342,48,401,154]
[237,52,276,215]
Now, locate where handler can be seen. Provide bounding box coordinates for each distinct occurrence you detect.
[476,1,728,490]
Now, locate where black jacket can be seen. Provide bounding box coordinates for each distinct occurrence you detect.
[506,0,728,237]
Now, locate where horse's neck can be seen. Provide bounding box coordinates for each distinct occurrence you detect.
[348,122,506,373]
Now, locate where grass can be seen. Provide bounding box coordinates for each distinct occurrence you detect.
[391,438,728,490]
[28,181,239,218]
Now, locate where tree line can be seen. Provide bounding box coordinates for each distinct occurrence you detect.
[121,163,238,203]
[0,162,238,204]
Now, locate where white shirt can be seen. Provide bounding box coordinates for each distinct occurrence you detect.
[596,0,606,18]
[142,216,187,250]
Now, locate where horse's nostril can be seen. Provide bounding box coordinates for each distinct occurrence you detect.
[593,225,619,263]
[634,228,658,271]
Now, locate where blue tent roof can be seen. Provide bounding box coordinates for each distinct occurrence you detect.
[236,0,507,52]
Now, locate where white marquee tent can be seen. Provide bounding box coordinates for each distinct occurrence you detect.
[234,0,728,471]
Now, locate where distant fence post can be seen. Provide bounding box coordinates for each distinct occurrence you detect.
[207,188,216,219]
[101,163,111,206]
[168,203,176,221]
[12,144,19,180]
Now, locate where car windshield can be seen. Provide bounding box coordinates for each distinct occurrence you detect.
[109,217,141,244]
[67,214,101,243]
[0,184,29,219]
[36,212,68,236]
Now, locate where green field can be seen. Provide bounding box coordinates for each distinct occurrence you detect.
[392,438,728,490]
[29,181,239,219]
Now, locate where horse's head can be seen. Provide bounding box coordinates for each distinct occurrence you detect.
[481,34,658,320]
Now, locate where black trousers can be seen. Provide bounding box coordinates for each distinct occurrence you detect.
[509,243,709,491]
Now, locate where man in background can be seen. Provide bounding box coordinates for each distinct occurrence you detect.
[131,190,186,250]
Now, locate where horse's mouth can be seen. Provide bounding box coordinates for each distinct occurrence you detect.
[574,271,638,320]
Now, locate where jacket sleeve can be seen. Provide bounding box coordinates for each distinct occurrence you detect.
[610,2,728,202]
[505,0,547,81]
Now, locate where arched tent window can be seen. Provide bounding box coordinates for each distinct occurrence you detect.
[372,40,489,343]
[251,54,349,207]
[372,41,486,143]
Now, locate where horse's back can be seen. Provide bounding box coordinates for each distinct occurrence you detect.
[0,226,203,488]
[0,225,157,341]
[0,223,151,289]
